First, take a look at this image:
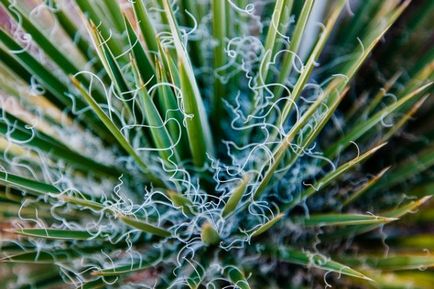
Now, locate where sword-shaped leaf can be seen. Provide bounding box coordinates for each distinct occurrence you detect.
[76,0,123,56]
[155,59,190,159]
[273,0,314,98]
[328,196,432,239]
[276,0,346,126]
[0,109,117,176]
[0,248,95,264]
[100,0,125,33]
[342,167,390,207]
[71,77,163,186]
[0,29,113,141]
[92,248,163,276]
[118,215,171,238]
[52,5,97,67]
[60,195,104,211]
[124,15,155,87]
[0,171,60,195]
[270,246,372,281]
[211,0,226,123]
[0,29,74,110]
[12,228,105,240]
[345,254,434,271]
[251,213,284,238]
[260,0,294,82]
[0,1,106,102]
[131,0,159,54]
[253,83,346,200]
[87,23,136,115]
[162,0,214,166]
[130,55,179,163]
[326,82,432,158]
[374,146,434,191]
[168,190,195,216]
[222,175,250,218]
[285,143,386,211]
[295,213,397,227]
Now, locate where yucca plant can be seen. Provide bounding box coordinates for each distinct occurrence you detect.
[0,0,433,288]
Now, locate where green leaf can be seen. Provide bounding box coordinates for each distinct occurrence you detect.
[269,86,350,191]
[342,167,390,207]
[167,190,195,216]
[179,0,205,69]
[0,2,76,73]
[162,0,214,166]
[200,222,220,246]
[124,15,155,87]
[157,39,180,87]
[0,28,73,110]
[101,0,125,33]
[0,46,32,84]
[0,1,106,102]
[394,234,434,250]
[251,213,284,238]
[272,246,372,281]
[87,23,138,120]
[0,29,112,141]
[329,196,432,239]
[52,5,98,67]
[0,172,101,211]
[0,202,53,219]
[260,0,294,82]
[296,213,397,227]
[326,75,432,159]
[60,195,104,211]
[223,265,252,289]
[359,72,402,121]
[339,1,380,45]
[340,1,410,81]
[211,0,226,123]
[0,171,60,195]
[71,77,163,186]
[275,0,346,126]
[0,109,117,176]
[382,196,432,219]
[154,59,190,159]
[222,175,250,218]
[16,268,64,289]
[375,146,434,191]
[92,248,163,276]
[118,215,171,238]
[273,0,313,97]
[252,87,349,199]
[75,0,123,56]
[348,255,434,271]
[284,143,387,211]
[12,228,104,240]
[0,248,94,264]
[0,190,21,203]
[178,59,212,167]
[130,55,179,163]
[131,0,159,54]
[186,262,206,289]
[381,94,429,142]
[366,271,434,289]
[288,1,410,163]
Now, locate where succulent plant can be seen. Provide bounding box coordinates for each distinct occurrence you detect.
[0,0,433,288]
